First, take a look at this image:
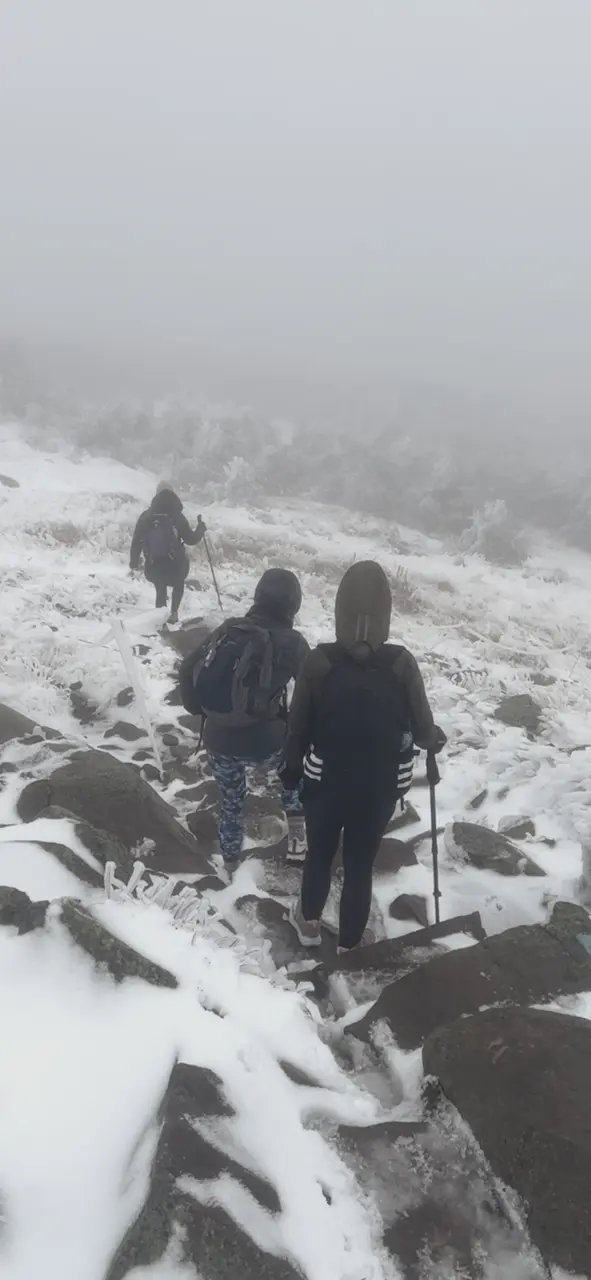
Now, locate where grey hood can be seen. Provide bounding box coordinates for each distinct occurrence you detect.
[335,561,392,653]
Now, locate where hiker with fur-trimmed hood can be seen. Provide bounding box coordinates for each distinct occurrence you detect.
[130,481,206,624]
[280,560,446,954]
[179,568,309,866]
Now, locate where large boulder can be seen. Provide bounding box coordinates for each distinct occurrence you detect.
[351,901,591,1049]
[17,751,210,875]
[423,1007,591,1276]
[107,1061,301,1280]
[446,821,545,876]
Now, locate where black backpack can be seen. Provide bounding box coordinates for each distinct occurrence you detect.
[310,642,414,787]
[143,513,182,567]
[179,620,284,725]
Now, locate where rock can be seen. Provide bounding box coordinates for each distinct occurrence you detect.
[0,703,38,745]
[351,901,591,1050]
[162,732,178,747]
[446,821,545,876]
[176,779,218,806]
[116,687,135,708]
[498,815,536,840]
[372,836,418,876]
[0,473,19,488]
[162,620,211,659]
[423,1007,591,1276]
[186,807,219,850]
[0,886,49,933]
[104,721,146,742]
[178,713,203,733]
[69,684,101,726]
[35,805,135,875]
[468,788,488,811]
[387,802,421,831]
[530,671,556,687]
[60,901,177,987]
[185,577,203,590]
[39,842,105,888]
[107,1061,300,1280]
[494,693,542,736]
[18,752,210,875]
[389,894,430,928]
[332,913,485,980]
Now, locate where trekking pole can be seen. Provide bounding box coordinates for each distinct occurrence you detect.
[202,534,223,612]
[426,750,441,925]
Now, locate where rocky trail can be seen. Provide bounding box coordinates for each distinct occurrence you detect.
[2,427,591,1278]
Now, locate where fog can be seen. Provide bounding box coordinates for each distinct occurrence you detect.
[1,0,590,411]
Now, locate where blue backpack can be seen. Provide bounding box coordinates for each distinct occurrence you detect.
[143,513,182,567]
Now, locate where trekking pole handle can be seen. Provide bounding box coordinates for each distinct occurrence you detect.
[426,750,440,788]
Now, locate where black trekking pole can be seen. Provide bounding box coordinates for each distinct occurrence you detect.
[426,750,441,925]
[202,534,223,612]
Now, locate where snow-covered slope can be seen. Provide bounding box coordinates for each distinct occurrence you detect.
[1,419,591,1279]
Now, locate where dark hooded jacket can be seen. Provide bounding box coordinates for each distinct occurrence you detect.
[199,568,309,759]
[283,560,440,782]
[130,489,205,571]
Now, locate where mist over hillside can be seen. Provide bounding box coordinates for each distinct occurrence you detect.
[1,339,589,564]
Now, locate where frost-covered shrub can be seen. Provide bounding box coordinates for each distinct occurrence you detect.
[459,500,529,567]
[390,565,420,614]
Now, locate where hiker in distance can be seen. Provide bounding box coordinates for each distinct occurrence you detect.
[279,560,446,953]
[179,568,309,866]
[129,481,206,625]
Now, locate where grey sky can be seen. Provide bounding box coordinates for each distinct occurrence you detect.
[1,0,590,407]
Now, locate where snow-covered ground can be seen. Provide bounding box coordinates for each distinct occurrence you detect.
[1,418,591,1279]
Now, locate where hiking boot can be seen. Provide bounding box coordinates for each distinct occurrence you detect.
[168,610,179,625]
[337,927,377,955]
[288,901,322,947]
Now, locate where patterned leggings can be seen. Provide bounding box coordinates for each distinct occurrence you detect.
[207,750,301,861]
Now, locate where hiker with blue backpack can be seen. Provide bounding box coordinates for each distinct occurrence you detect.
[179,568,309,866]
[279,560,446,953]
[130,481,207,624]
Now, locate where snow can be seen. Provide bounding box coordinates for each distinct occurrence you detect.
[2,420,591,1277]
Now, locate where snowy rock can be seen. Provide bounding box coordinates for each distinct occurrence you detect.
[0,886,49,933]
[104,720,147,742]
[38,840,105,888]
[388,893,430,928]
[34,804,135,876]
[498,814,536,840]
[423,1006,591,1276]
[0,472,19,487]
[328,913,485,980]
[338,1110,540,1279]
[494,693,543,736]
[17,752,210,875]
[468,788,488,810]
[108,1060,301,1280]
[60,900,178,988]
[69,682,102,726]
[351,901,591,1050]
[446,821,545,876]
[115,686,135,708]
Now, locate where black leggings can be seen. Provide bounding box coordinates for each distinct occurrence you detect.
[301,780,398,949]
[145,558,189,612]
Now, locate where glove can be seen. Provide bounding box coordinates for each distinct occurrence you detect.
[277,760,302,793]
[433,725,447,754]
[196,516,207,538]
[129,565,140,578]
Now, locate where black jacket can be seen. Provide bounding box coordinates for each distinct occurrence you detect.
[130,490,204,570]
[283,560,443,786]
